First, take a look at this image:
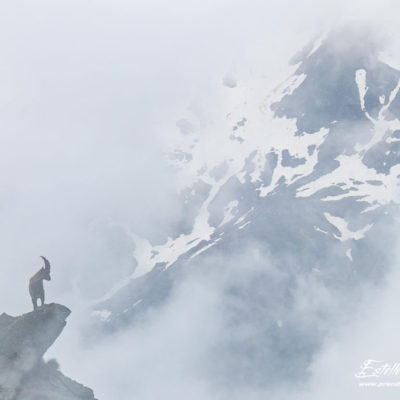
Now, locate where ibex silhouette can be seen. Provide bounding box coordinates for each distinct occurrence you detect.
[29,256,51,310]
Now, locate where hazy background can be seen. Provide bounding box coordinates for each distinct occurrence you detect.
[1,1,400,399]
[1,0,398,312]
[0,0,318,313]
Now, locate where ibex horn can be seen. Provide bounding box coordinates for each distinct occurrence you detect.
[40,256,50,271]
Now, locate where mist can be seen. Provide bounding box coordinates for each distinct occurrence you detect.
[1,1,400,400]
[0,0,323,314]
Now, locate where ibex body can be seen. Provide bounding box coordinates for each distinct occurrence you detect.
[29,256,51,310]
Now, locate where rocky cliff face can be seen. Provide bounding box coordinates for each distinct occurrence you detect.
[0,304,96,400]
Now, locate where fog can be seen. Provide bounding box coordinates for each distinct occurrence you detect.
[0,0,325,314]
[50,243,346,400]
[0,1,290,309]
[1,1,400,399]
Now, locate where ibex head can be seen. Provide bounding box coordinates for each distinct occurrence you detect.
[40,256,51,281]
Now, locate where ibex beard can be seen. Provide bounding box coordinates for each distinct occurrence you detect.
[29,256,51,310]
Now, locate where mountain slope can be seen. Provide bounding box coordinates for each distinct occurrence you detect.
[91,26,400,387]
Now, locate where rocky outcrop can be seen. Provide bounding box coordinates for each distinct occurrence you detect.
[0,304,96,400]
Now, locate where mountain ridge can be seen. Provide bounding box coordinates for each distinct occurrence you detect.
[90,26,400,389]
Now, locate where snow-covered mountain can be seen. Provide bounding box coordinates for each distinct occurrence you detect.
[90,25,400,386]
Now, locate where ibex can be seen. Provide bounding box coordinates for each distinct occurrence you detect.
[29,256,51,310]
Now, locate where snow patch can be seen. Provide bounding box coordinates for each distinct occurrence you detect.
[237,221,252,230]
[308,33,327,57]
[324,212,372,242]
[123,299,143,314]
[190,238,221,260]
[220,200,239,226]
[234,208,254,225]
[314,226,329,235]
[355,69,368,112]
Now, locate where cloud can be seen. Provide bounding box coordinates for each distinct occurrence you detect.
[48,239,370,400]
[296,242,400,400]
[1,1,400,399]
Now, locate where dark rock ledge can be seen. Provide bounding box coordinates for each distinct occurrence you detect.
[0,303,97,400]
